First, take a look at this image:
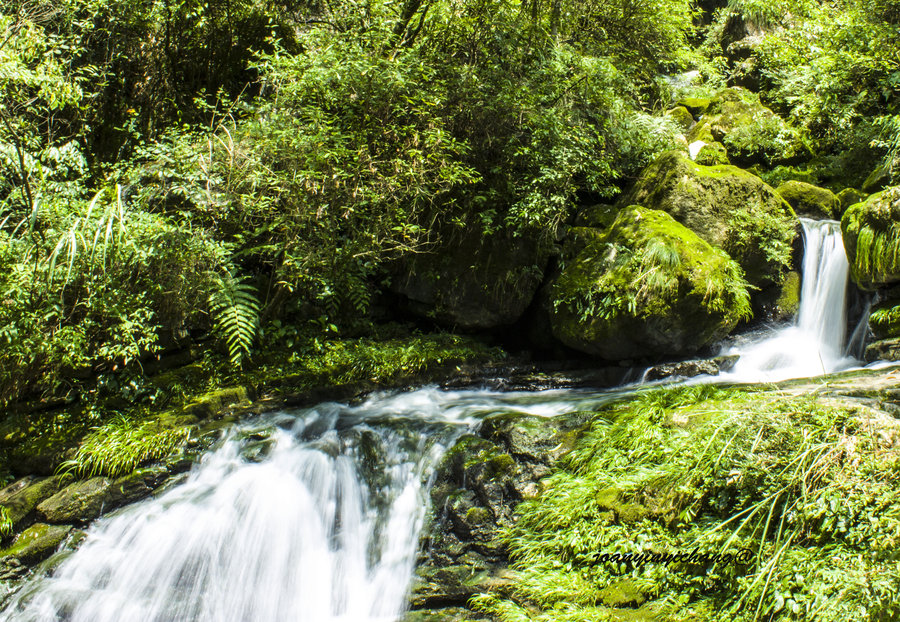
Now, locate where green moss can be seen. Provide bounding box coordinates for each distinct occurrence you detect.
[550,206,751,359]
[677,97,711,115]
[665,106,695,132]
[624,151,797,288]
[841,187,900,290]
[836,188,868,211]
[694,141,729,166]
[775,271,801,317]
[776,180,841,219]
[0,523,71,564]
[869,299,900,339]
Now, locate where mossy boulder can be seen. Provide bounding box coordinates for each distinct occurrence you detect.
[776,181,841,219]
[665,106,695,132]
[0,523,71,565]
[549,207,751,360]
[687,88,802,167]
[0,475,73,528]
[677,97,711,115]
[695,141,729,166]
[870,299,900,340]
[36,477,116,524]
[865,337,900,363]
[390,226,551,330]
[841,187,900,290]
[837,188,868,211]
[623,150,797,288]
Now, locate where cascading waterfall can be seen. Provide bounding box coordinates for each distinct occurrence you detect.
[1,387,618,622]
[723,218,861,382]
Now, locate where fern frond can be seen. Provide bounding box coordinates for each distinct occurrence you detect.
[209,271,260,367]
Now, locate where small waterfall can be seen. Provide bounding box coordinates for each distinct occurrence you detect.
[1,387,615,622]
[724,218,860,382]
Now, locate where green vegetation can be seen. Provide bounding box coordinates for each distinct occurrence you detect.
[473,385,900,621]
[841,187,900,289]
[550,207,751,360]
[59,416,191,479]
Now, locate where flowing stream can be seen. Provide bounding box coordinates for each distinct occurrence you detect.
[1,219,873,621]
[1,388,620,622]
[722,218,862,382]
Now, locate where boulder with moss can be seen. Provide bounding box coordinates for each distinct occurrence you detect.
[695,141,730,166]
[837,188,868,212]
[390,225,551,330]
[687,88,803,167]
[776,181,841,219]
[623,151,797,288]
[548,207,751,360]
[665,106,695,132]
[841,187,900,290]
[0,523,72,565]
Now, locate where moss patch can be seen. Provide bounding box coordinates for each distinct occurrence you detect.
[550,206,751,360]
[623,150,797,288]
[777,180,841,219]
[841,186,900,290]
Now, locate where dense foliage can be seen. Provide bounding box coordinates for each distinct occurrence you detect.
[473,385,900,621]
[0,0,697,407]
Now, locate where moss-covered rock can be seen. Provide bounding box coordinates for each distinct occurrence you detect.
[0,523,71,565]
[837,188,868,212]
[36,477,116,524]
[869,299,900,340]
[695,141,730,166]
[0,475,73,528]
[390,226,551,330]
[183,386,253,420]
[677,97,711,115]
[549,207,751,360]
[841,187,900,290]
[687,88,802,167]
[624,151,797,288]
[665,106,694,132]
[866,337,900,362]
[774,270,802,318]
[776,180,841,219]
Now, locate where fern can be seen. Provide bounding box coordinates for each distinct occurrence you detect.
[209,271,260,367]
[0,505,12,537]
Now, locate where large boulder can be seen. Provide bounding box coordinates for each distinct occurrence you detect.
[390,226,551,330]
[841,187,900,290]
[548,207,751,360]
[624,150,797,287]
[776,181,841,219]
[687,88,803,167]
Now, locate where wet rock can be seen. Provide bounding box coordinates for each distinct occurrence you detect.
[0,523,71,565]
[644,358,726,381]
[36,478,115,524]
[0,475,73,528]
[866,338,900,363]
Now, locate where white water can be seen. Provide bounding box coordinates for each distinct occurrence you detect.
[1,387,620,622]
[723,218,860,382]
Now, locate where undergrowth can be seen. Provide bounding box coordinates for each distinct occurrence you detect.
[473,384,900,621]
[59,416,191,478]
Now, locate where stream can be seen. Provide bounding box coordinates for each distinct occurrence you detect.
[0,219,879,621]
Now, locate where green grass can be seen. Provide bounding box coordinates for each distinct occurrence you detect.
[0,506,12,537]
[59,416,191,478]
[473,385,900,621]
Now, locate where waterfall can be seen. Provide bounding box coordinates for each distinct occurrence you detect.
[724,218,860,382]
[1,387,614,622]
